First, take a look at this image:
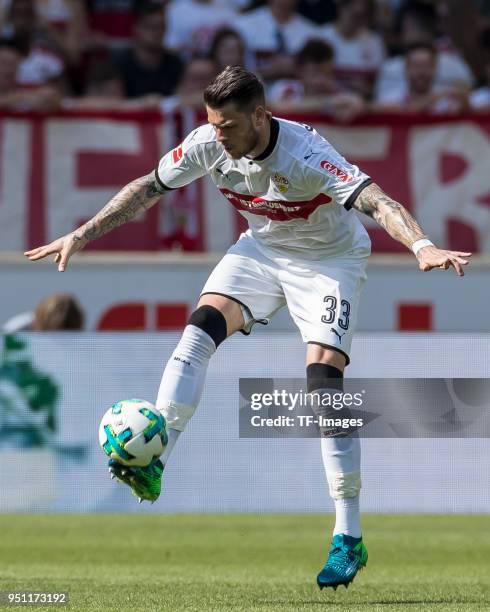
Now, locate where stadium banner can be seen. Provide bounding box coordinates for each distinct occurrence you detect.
[1,332,490,514]
[0,111,489,253]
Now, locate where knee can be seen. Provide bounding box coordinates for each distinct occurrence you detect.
[306,363,343,393]
[188,305,227,348]
[307,363,355,437]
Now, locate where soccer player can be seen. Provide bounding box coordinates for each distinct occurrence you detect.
[25,66,471,590]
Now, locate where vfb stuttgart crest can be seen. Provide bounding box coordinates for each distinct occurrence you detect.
[271,173,290,193]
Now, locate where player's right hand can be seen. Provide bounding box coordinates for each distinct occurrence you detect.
[24,232,87,272]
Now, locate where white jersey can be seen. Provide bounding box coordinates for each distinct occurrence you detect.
[156,117,372,260]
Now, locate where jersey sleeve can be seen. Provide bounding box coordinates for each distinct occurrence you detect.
[155,129,208,190]
[306,142,372,210]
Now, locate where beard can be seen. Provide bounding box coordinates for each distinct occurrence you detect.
[226,129,261,159]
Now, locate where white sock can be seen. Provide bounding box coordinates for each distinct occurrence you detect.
[333,496,362,538]
[156,325,216,462]
[321,436,362,538]
[161,428,181,466]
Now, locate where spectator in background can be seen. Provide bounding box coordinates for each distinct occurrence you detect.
[163,57,218,112]
[2,293,84,333]
[161,56,218,111]
[373,0,398,56]
[84,60,124,99]
[35,0,89,65]
[269,38,365,120]
[298,0,336,26]
[0,36,20,84]
[435,0,486,86]
[209,28,247,72]
[85,0,139,49]
[0,37,61,110]
[372,42,468,113]
[178,56,218,99]
[375,2,474,104]
[2,0,66,88]
[113,2,184,98]
[319,0,386,98]
[470,29,490,110]
[164,0,236,57]
[236,0,319,81]
[0,0,88,63]
[64,60,161,109]
[33,293,84,330]
[213,0,249,9]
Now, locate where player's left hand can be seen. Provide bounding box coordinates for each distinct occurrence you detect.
[416,246,472,276]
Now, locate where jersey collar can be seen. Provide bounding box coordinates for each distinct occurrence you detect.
[250,117,279,162]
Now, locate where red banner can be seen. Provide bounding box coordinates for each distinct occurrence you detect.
[1,110,489,253]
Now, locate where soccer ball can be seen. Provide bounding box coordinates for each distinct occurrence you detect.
[99,399,167,467]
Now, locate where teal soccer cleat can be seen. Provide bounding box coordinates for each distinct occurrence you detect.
[317,534,368,590]
[108,458,164,503]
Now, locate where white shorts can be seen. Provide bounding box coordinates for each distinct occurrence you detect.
[201,233,369,364]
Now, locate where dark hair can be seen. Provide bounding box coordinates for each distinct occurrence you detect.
[405,41,436,58]
[33,293,84,331]
[398,2,437,37]
[203,66,265,112]
[296,38,334,66]
[336,0,374,12]
[135,0,165,21]
[0,36,27,56]
[481,28,490,50]
[209,28,244,62]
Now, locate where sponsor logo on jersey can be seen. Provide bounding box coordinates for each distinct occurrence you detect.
[271,173,290,193]
[320,160,353,183]
[172,145,183,164]
[219,188,331,221]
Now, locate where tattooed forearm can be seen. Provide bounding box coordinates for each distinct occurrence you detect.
[73,172,167,244]
[352,182,426,250]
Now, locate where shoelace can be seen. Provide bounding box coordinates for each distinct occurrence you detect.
[326,544,357,570]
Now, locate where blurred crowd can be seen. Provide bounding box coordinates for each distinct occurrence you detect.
[0,0,490,118]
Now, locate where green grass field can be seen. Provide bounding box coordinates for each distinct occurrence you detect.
[0,514,489,612]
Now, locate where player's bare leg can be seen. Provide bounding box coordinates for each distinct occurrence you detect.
[109,294,244,501]
[307,344,368,590]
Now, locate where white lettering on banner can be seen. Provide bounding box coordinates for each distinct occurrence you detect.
[46,120,144,241]
[0,113,489,251]
[410,124,490,250]
[0,121,29,249]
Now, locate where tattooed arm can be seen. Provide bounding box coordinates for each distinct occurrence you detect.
[352,182,472,276]
[73,172,166,244]
[24,171,167,271]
